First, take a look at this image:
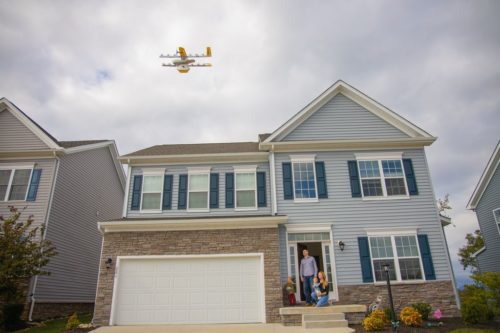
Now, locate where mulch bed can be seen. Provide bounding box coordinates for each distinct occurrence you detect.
[351,317,500,332]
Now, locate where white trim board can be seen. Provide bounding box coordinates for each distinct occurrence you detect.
[467,141,500,210]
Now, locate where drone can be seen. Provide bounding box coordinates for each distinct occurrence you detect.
[160,47,212,73]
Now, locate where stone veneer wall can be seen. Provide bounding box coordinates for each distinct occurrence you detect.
[337,280,459,317]
[93,228,281,326]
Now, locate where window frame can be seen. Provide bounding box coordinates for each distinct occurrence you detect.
[367,231,425,283]
[233,165,258,211]
[493,208,500,235]
[187,167,211,212]
[0,164,34,202]
[355,153,409,200]
[290,155,318,203]
[139,168,165,213]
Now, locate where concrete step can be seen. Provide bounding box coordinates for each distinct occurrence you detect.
[303,313,345,321]
[302,319,349,329]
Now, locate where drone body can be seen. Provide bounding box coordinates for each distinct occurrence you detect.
[160,47,212,73]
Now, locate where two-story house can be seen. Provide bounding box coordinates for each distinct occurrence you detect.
[93,81,459,326]
[0,98,126,320]
[467,141,500,272]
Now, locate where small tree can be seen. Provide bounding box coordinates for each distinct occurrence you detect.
[457,229,484,273]
[0,206,57,303]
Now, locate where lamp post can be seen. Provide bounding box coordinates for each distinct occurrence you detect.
[383,263,398,332]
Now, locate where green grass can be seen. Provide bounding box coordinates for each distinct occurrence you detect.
[447,329,500,333]
[15,314,92,333]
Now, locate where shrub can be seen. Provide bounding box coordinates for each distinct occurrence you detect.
[65,312,81,330]
[399,306,422,327]
[383,307,393,321]
[412,302,432,320]
[2,304,26,331]
[460,285,494,324]
[362,309,389,331]
[471,272,500,317]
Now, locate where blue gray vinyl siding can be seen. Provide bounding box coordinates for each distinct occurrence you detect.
[475,165,500,272]
[126,162,271,218]
[0,159,57,234]
[35,147,125,302]
[274,149,452,286]
[0,109,50,151]
[282,93,409,141]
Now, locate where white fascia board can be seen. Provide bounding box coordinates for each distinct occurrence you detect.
[119,152,269,165]
[467,141,500,210]
[0,98,61,150]
[471,246,486,258]
[263,80,433,143]
[99,215,287,233]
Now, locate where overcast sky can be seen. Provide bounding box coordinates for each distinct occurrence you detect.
[1,0,499,286]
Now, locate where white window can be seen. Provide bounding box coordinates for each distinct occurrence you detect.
[369,235,423,282]
[234,166,257,210]
[356,153,408,198]
[291,155,317,201]
[141,169,164,211]
[494,208,500,235]
[188,168,210,211]
[0,165,33,201]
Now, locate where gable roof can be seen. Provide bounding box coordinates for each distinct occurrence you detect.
[123,142,260,157]
[263,80,435,143]
[467,141,500,210]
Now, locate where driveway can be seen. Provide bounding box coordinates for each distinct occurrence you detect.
[91,323,354,333]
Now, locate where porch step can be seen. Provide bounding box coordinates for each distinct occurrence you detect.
[302,313,350,329]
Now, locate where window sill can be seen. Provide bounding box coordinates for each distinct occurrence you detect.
[139,209,162,214]
[293,198,319,203]
[362,196,410,201]
[187,209,210,213]
[235,207,258,211]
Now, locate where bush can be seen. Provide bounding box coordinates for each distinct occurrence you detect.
[460,285,494,324]
[383,307,393,321]
[65,312,81,330]
[412,302,432,320]
[2,303,26,331]
[471,272,500,317]
[400,306,422,327]
[362,309,389,331]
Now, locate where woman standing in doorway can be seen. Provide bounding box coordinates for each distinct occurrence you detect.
[312,271,329,307]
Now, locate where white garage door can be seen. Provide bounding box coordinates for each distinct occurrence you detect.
[112,255,264,325]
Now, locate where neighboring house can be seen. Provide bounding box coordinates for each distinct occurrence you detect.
[467,141,500,272]
[93,80,459,326]
[0,98,126,320]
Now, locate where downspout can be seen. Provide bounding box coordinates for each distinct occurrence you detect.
[269,145,278,215]
[29,155,60,321]
[121,164,131,218]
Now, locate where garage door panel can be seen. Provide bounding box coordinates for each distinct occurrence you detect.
[114,256,262,325]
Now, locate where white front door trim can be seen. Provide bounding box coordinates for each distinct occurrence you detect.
[109,253,266,326]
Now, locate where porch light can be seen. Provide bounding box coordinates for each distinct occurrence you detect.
[338,240,345,251]
[105,258,113,269]
[382,263,398,332]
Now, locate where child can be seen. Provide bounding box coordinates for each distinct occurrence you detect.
[284,276,296,305]
[313,277,322,301]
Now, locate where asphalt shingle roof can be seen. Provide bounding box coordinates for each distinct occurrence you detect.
[123,142,261,157]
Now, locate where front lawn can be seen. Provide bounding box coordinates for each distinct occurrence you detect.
[15,314,92,333]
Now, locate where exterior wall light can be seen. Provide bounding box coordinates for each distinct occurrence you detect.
[338,241,345,251]
[105,258,113,269]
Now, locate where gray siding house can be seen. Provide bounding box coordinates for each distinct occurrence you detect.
[467,141,500,272]
[93,81,459,327]
[0,98,126,319]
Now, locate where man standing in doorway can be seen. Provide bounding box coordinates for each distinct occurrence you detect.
[300,249,318,306]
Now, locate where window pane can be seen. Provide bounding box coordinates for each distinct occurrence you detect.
[142,193,161,210]
[236,173,255,189]
[359,161,380,178]
[382,160,404,177]
[9,169,31,200]
[143,175,163,192]
[362,179,383,196]
[395,236,419,257]
[399,258,422,280]
[189,192,208,209]
[385,178,407,196]
[0,170,12,200]
[189,174,208,191]
[236,190,255,208]
[293,162,317,199]
[370,237,393,258]
[373,259,397,282]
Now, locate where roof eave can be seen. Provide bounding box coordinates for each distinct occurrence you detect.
[467,142,500,210]
[119,152,269,165]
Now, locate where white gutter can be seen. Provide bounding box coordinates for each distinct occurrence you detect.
[29,156,61,321]
[121,165,131,218]
[269,148,278,215]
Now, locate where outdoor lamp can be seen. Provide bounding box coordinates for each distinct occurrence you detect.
[105,258,113,269]
[338,240,345,251]
[382,263,398,332]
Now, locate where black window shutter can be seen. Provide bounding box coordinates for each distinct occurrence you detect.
[315,161,328,199]
[403,159,418,195]
[26,169,42,201]
[358,237,374,283]
[418,234,436,280]
[282,162,293,200]
[257,171,267,207]
[178,174,188,209]
[348,161,362,198]
[130,175,143,210]
[225,173,234,208]
[210,173,219,209]
[162,175,173,210]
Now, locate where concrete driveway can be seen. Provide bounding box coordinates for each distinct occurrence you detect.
[91,323,354,333]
